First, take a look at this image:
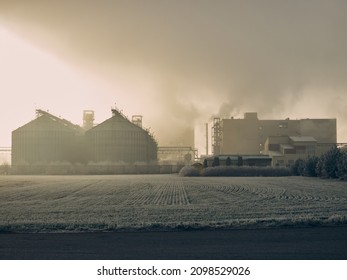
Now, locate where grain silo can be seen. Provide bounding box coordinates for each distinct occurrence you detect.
[12,109,85,167]
[85,108,157,163]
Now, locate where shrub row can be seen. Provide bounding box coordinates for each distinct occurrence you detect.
[8,163,184,175]
[179,165,291,177]
[181,146,347,179]
[292,146,347,179]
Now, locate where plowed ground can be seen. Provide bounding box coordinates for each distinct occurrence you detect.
[0,175,346,232]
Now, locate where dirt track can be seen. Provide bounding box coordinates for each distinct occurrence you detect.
[1,226,347,260]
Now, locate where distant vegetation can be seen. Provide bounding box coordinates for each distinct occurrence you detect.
[8,162,184,175]
[292,146,347,180]
[178,166,202,177]
[181,146,347,179]
[0,163,10,175]
[179,165,291,177]
[4,146,347,178]
[202,166,291,177]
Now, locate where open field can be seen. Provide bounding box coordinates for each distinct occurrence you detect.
[0,175,347,232]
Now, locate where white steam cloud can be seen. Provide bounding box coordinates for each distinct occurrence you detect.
[1,0,347,145]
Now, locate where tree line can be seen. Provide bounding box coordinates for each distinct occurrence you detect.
[180,146,347,179]
[292,146,347,179]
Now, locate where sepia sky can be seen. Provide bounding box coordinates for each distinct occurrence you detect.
[1,0,347,151]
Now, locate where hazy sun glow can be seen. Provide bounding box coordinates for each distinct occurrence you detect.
[0,27,117,147]
[0,26,219,156]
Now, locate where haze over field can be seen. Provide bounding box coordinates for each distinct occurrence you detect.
[1,1,347,150]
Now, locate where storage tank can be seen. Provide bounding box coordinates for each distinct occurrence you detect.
[12,110,85,166]
[85,108,157,163]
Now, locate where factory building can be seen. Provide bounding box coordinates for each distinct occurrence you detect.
[212,112,336,166]
[204,155,272,167]
[12,108,158,172]
[263,136,318,166]
[12,110,85,166]
[85,108,157,163]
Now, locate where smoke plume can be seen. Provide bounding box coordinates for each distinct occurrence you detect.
[1,0,347,145]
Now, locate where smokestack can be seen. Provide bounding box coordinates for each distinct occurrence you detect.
[206,123,209,155]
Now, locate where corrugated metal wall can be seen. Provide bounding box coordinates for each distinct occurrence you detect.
[12,110,158,169]
[86,115,157,163]
[12,115,79,165]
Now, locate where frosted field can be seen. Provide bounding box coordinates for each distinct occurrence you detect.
[0,174,347,232]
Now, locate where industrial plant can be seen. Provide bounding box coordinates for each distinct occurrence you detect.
[7,107,340,174]
[211,112,337,167]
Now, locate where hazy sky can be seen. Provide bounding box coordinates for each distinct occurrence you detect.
[1,0,347,151]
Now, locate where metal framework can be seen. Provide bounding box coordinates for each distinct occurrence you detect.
[158,146,199,162]
[211,117,222,155]
[0,148,11,164]
[83,110,94,130]
[132,115,143,128]
[206,123,209,155]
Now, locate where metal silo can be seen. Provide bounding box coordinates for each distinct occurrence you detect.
[12,110,84,167]
[86,108,157,163]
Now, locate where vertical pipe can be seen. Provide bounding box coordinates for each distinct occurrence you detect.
[206,123,208,155]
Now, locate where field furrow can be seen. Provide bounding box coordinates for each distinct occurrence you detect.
[0,175,346,232]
